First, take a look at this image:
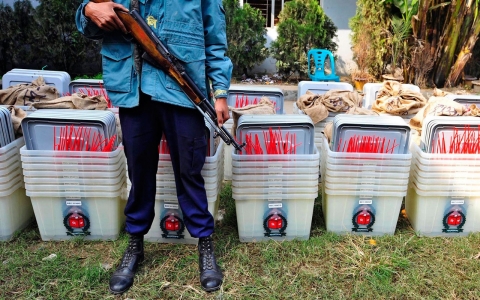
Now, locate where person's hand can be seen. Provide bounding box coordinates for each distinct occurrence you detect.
[84,2,129,33]
[214,97,229,126]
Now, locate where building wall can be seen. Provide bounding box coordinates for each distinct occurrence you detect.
[251,0,357,76]
[321,0,357,75]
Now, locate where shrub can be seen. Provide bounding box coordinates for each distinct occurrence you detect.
[269,0,337,80]
[0,1,36,75]
[33,0,101,76]
[349,0,391,79]
[223,0,268,76]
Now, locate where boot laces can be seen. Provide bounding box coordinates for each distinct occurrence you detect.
[200,237,215,270]
[120,236,142,269]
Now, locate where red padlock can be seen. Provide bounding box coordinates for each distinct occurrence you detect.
[268,215,283,230]
[357,211,371,226]
[447,212,462,226]
[68,213,85,229]
[165,215,180,231]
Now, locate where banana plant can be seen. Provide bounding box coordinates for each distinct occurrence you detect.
[445,0,480,86]
[380,0,419,77]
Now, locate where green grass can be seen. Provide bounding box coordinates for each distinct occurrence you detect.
[2,182,480,299]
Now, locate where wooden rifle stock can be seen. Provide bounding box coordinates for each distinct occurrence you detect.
[89,0,245,151]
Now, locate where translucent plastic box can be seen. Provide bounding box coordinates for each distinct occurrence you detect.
[234,194,316,242]
[145,195,219,244]
[0,184,33,241]
[297,81,354,97]
[323,188,405,236]
[28,188,126,241]
[405,184,480,237]
[222,119,234,180]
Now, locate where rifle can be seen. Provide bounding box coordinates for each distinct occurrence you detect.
[90,0,245,151]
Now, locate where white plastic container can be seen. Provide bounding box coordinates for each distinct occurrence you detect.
[28,188,126,240]
[0,138,32,241]
[405,184,480,237]
[223,119,234,180]
[323,188,405,236]
[145,194,219,244]
[362,83,420,109]
[0,183,33,241]
[324,173,409,186]
[2,69,70,95]
[234,194,316,242]
[297,81,354,97]
[24,179,125,193]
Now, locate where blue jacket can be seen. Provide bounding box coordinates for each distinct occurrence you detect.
[76,0,232,109]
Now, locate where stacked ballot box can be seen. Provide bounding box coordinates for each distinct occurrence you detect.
[127,142,224,244]
[20,146,127,241]
[0,138,33,241]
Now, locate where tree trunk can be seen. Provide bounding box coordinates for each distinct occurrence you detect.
[445,11,480,86]
[433,0,470,87]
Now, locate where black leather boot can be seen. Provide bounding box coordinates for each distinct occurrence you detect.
[198,235,224,292]
[109,234,144,294]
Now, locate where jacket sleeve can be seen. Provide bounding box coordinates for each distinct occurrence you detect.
[76,1,104,40]
[202,0,233,99]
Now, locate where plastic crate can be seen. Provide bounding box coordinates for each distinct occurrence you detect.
[297,81,354,97]
[0,183,33,241]
[323,187,404,236]
[362,83,420,109]
[27,188,126,241]
[2,69,70,95]
[405,184,480,237]
[234,194,316,242]
[144,194,219,244]
[69,79,105,95]
[227,85,284,114]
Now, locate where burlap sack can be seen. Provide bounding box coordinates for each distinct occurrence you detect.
[433,87,450,97]
[409,97,466,133]
[322,90,363,112]
[296,89,363,124]
[372,81,427,115]
[230,97,276,136]
[465,104,480,117]
[0,77,60,106]
[324,122,334,142]
[323,107,378,142]
[30,92,108,110]
[296,91,329,123]
[7,105,27,137]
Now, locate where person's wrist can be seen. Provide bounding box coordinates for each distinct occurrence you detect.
[84,2,92,19]
[213,89,228,99]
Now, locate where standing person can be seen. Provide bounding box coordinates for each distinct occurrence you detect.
[76,0,232,294]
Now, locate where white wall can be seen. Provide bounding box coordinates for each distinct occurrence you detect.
[321,0,357,75]
[251,0,357,76]
[250,27,278,75]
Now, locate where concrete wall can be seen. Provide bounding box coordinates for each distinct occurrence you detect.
[250,27,278,75]
[321,0,357,75]
[252,0,357,76]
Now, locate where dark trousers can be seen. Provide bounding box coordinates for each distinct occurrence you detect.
[119,92,214,238]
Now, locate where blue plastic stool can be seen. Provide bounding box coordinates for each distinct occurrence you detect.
[307,49,340,82]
